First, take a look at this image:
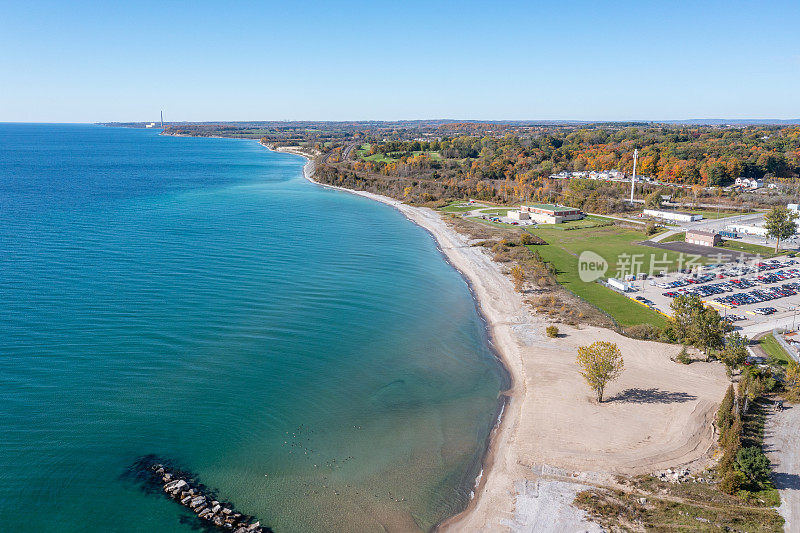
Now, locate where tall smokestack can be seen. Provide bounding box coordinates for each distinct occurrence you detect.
[630,148,638,204]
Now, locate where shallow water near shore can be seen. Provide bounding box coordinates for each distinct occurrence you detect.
[0,124,506,532]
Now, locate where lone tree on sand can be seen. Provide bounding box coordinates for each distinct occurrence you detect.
[764,206,798,252]
[576,341,624,403]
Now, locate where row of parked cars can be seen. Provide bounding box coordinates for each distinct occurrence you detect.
[658,260,800,315]
[714,282,800,307]
[656,259,796,292]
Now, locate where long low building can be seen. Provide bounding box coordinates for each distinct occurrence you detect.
[726,223,768,237]
[519,203,584,224]
[643,209,703,223]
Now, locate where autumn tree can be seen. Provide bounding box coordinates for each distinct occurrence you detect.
[786,360,800,401]
[576,341,624,403]
[764,206,798,252]
[510,265,525,292]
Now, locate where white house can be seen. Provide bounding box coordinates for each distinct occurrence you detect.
[735,177,763,189]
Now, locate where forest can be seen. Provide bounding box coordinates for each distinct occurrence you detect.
[113,120,800,210]
[307,124,800,210]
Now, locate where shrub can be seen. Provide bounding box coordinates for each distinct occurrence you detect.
[676,346,692,364]
[719,470,745,495]
[735,446,771,485]
[645,221,658,236]
[716,385,735,436]
[546,325,559,338]
[510,265,525,291]
[519,232,545,245]
[624,323,662,340]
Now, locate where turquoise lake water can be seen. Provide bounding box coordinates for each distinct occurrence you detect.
[0,124,506,532]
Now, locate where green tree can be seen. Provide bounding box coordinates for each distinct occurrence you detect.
[734,446,771,485]
[764,206,799,252]
[720,332,749,374]
[644,189,663,208]
[576,341,625,403]
[784,360,800,401]
[670,294,730,357]
[716,384,735,436]
[670,294,705,342]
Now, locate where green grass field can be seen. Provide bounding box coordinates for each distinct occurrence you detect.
[523,222,698,327]
[659,231,686,243]
[358,148,442,163]
[684,208,754,219]
[718,239,780,257]
[759,334,794,367]
[440,202,479,213]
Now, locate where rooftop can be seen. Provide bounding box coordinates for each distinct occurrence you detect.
[526,203,578,213]
[686,229,717,237]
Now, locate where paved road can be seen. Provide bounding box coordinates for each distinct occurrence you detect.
[764,402,800,532]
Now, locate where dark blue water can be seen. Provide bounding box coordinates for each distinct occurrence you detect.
[0,124,505,532]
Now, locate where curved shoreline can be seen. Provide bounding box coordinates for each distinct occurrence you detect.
[259,144,732,533]
[264,143,523,531]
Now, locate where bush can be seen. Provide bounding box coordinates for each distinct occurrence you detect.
[720,470,745,495]
[676,346,692,364]
[546,325,559,338]
[717,385,735,435]
[624,323,662,340]
[520,232,545,245]
[735,446,771,485]
[645,221,658,236]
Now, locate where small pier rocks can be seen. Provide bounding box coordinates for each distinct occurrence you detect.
[134,457,270,532]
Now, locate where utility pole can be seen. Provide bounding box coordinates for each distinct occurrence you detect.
[630,148,638,204]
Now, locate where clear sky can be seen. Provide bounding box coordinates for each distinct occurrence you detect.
[2,0,799,122]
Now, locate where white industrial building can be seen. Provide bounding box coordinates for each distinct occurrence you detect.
[726,224,768,237]
[643,209,703,223]
[506,210,530,221]
[607,278,632,292]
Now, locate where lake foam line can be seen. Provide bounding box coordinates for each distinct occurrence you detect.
[263,143,518,530]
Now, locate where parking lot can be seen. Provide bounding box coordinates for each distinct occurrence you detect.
[621,255,800,332]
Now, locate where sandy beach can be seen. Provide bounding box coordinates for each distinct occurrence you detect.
[272,145,730,532]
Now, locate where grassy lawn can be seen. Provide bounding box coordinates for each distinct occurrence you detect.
[523,224,687,327]
[410,150,443,161]
[660,231,686,243]
[359,149,442,163]
[440,202,478,213]
[361,152,398,163]
[759,334,794,367]
[718,239,780,257]
[684,208,754,219]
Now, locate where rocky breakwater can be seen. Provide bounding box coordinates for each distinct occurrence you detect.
[133,456,271,532]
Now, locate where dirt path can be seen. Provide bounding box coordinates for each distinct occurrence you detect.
[764,402,800,532]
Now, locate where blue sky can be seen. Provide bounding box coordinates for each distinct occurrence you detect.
[2,0,799,122]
